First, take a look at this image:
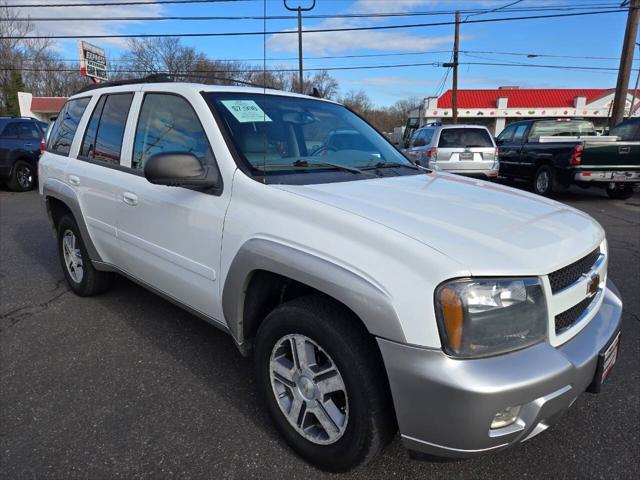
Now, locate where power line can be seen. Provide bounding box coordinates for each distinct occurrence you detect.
[3,0,250,7]
[1,8,627,39]
[3,61,637,75]
[8,3,624,21]
[16,48,631,64]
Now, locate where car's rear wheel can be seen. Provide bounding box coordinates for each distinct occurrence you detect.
[533,165,555,196]
[7,160,35,191]
[254,296,395,472]
[606,185,635,200]
[57,215,112,296]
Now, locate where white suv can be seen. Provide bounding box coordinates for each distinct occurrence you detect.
[39,80,622,473]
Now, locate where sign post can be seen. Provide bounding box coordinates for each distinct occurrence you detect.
[77,41,108,83]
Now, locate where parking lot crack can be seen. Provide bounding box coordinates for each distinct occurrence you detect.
[0,280,70,330]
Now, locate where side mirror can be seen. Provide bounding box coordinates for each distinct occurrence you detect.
[144,152,219,189]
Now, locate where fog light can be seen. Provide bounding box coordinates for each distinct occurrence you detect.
[491,406,521,429]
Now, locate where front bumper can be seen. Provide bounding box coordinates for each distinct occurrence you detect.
[378,280,623,458]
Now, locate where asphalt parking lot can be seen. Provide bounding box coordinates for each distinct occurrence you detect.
[1,186,639,479]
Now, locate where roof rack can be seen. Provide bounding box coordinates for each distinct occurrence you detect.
[74,73,173,94]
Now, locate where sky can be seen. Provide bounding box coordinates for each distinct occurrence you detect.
[10,0,638,106]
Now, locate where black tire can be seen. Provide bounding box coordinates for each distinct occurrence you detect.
[254,296,395,472]
[606,185,635,200]
[57,214,112,296]
[533,164,555,196]
[7,159,36,192]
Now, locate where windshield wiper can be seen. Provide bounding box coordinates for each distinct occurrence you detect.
[360,161,421,171]
[292,159,370,175]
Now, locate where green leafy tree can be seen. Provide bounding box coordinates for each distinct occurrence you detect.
[2,71,24,116]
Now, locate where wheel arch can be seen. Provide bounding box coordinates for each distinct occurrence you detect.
[42,178,103,262]
[222,238,405,355]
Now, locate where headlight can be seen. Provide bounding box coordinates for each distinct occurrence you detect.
[435,277,547,358]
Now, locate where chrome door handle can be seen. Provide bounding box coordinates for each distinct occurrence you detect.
[619,146,630,154]
[68,175,80,186]
[122,192,138,206]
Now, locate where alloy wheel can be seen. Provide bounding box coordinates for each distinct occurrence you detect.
[536,170,550,193]
[269,334,349,445]
[62,230,84,283]
[16,164,33,189]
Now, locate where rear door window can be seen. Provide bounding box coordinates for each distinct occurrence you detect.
[91,93,133,165]
[47,97,91,156]
[512,125,529,143]
[0,122,20,139]
[438,128,494,148]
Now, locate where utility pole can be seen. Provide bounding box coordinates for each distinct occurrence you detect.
[611,0,639,127]
[628,42,640,118]
[452,10,460,124]
[284,0,316,94]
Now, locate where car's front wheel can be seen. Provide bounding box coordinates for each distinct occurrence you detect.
[254,296,395,472]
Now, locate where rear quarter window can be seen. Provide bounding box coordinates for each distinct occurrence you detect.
[438,128,494,148]
[47,97,91,156]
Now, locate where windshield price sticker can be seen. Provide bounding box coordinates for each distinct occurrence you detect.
[222,100,272,123]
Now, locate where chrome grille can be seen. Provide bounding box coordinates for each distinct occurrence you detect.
[555,296,595,333]
[548,248,600,294]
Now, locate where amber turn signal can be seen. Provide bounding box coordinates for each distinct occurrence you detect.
[439,287,463,350]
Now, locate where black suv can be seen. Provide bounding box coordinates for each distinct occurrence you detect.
[0,117,47,191]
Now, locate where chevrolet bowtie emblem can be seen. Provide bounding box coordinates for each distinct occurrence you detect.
[586,272,600,298]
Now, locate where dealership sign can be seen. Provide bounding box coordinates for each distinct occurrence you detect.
[78,41,108,82]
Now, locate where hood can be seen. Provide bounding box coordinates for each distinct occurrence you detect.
[275,173,604,276]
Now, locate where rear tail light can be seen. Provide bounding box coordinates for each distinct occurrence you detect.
[40,137,46,153]
[427,147,438,162]
[570,144,583,165]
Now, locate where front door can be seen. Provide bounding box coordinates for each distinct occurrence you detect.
[114,92,229,321]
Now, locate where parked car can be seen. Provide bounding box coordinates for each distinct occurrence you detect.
[0,116,46,191]
[39,79,622,472]
[609,117,640,141]
[497,118,640,199]
[404,124,498,178]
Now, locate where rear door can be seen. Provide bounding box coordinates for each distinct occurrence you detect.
[435,127,496,172]
[0,122,22,169]
[70,91,135,263]
[17,121,43,160]
[113,90,229,320]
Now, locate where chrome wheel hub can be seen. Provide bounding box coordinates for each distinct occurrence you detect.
[17,165,33,189]
[269,334,349,445]
[62,230,84,283]
[536,170,550,192]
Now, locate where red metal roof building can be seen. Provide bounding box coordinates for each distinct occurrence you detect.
[17,92,68,123]
[413,87,640,135]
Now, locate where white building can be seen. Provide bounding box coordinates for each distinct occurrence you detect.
[408,87,640,136]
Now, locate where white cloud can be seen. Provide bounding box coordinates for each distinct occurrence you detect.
[13,0,166,49]
[267,0,457,55]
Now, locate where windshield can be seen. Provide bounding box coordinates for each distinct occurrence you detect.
[205,92,418,184]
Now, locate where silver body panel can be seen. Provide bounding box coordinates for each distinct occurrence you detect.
[377,280,622,457]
